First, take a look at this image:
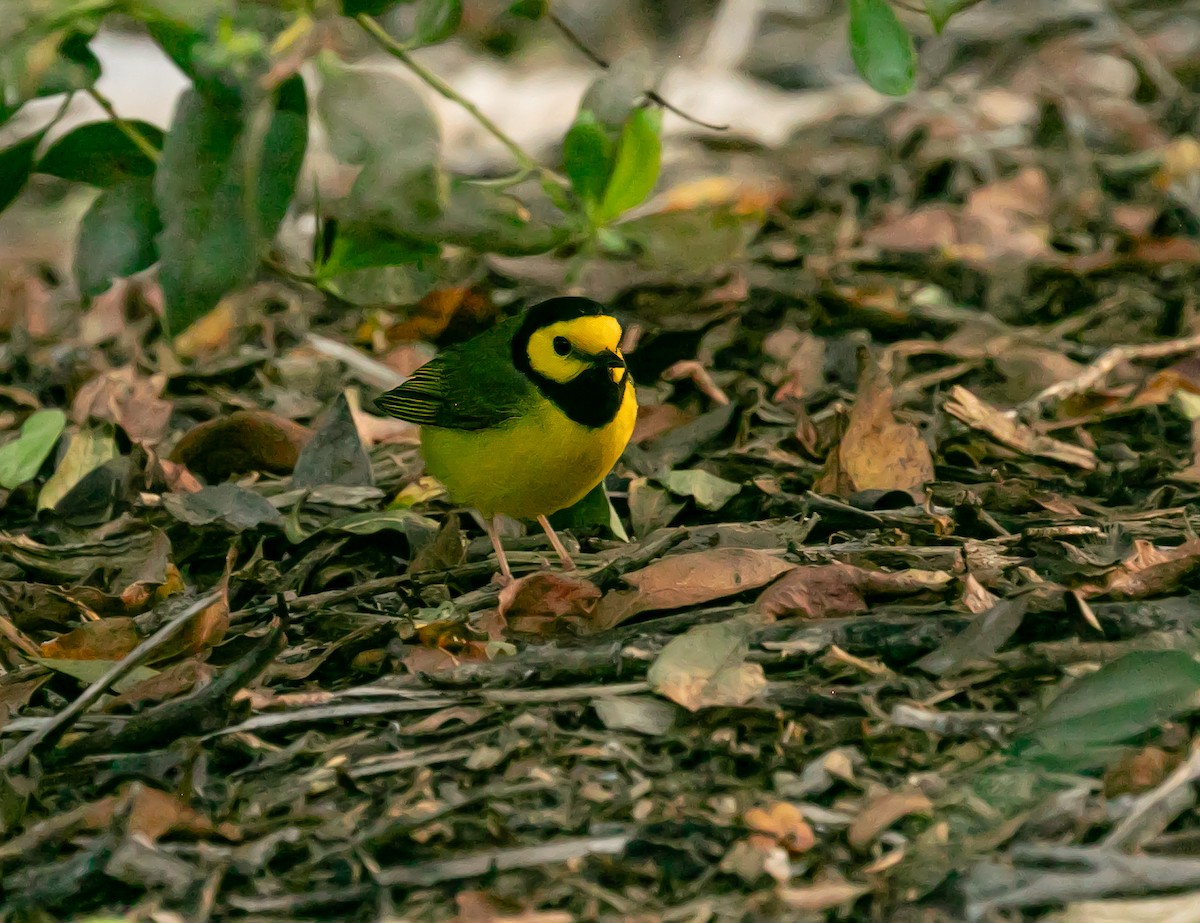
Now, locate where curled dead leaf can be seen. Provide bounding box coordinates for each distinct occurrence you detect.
[758,562,951,620]
[71,367,172,447]
[497,572,602,637]
[171,410,312,482]
[847,789,933,851]
[744,801,816,854]
[647,615,767,712]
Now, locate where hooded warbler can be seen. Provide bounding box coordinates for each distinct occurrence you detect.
[375,296,637,581]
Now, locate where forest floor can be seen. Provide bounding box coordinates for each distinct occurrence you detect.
[5,3,1200,921]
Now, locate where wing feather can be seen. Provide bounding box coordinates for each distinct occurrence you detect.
[373,320,531,430]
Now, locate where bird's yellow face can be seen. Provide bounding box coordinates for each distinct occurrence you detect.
[525,314,626,385]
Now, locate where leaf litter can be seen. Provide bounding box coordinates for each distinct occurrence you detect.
[7,6,1200,922]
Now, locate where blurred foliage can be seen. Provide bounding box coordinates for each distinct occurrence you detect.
[0,0,970,335]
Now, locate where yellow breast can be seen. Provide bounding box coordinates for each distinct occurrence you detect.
[420,378,637,521]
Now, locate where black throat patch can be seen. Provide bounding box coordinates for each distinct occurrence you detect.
[511,298,627,429]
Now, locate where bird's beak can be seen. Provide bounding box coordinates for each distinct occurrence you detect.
[594,348,625,370]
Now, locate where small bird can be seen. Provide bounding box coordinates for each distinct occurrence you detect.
[375,296,637,582]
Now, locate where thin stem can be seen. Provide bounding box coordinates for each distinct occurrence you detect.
[548,11,728,132]
[87,86,161,164]
[355,14,566,187]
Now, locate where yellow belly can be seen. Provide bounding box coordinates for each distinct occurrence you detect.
[420,381,637,521]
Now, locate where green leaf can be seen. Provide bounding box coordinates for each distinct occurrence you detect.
[549,481,629,541]
[508,0,547,19]
[924,0,968,32]
[38,121,163,187]
[155,76,307,336]
[75,178,162,297]
[1019,650,1200,765]
[413,0,462,46]
[661,469,741,511]
[0,410,66,490]
[38,426,119,511]
[580,50,653,136]
[594,106,661,225]
[848,0,916,96]
[562,110,613,207]
[315,222,439,281]
[0,132,44,215]
[341,0,410,14]
[32,31,103,98]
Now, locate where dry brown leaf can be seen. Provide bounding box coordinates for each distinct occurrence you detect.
[385,286,495,344]
[632,402,691,445]
[591,549,794,631]
[102,658,213,712]
[863,205,958,253]
[39,617,142,661]
[944,385,1097,470]
[814,359,933,499]
[647,615,767,712]
[744,801,816,854]
[1086,537,1200,600]
[85,783,240,842]
[958,167,1052,263]
[758,563,951,620]
[498,572,602,637]
[1103,746,1180,797]
[171,410,312,482]
[777,877,870,912]
[847,789,933,850]
[961,573,1001,614]
[72,366,172,446]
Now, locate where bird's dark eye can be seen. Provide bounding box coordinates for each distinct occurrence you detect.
[552,336,571,357]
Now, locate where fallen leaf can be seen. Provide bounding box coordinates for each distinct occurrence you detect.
[84,783,240,842]
[744,801,816,854]
[1103,745,1179,797]
[957,167,1052,263]
[162,483,285,532]
[102,658,213,712]
[627,477,685,539]
[0,408,65,490]
[944,385,1097,470]
[1057,891,1200,923]
[292,392,373,488]
[498,572,602,637]
[37,425,119,511]
[71,366,172,446]
[661,468,741,511]
[915,596,1030,677]
[847,789,933,850]
[40,617,142,660]
[961,573,1001,614]
[1087,537,1200,599]
[758,562,952,620]
[777,877,870,912]
[647,615,767,711]
[815,358,934,499]
[592,549,794,631]
[592,695,676,736]
[863,205,958,253]
[171,410,312,482]
[34,657,158,692]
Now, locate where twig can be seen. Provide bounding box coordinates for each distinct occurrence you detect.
[85,87,161,164]
[1016,331,1200,420]
[548,11,728,131]
[355,14,566,187]
[945,385,1098,470]
[0,590,222,771]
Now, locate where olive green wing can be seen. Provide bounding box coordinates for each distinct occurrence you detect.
[374,321,533,431]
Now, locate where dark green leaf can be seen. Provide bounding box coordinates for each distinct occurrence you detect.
[341,0,411,14]
[848,0,916,96]
[508,0,548,19]
[38,121,163,187]
[34,31,103,97]
[1020,650,1200,762]
[75,178,162,297]
[562,110,613,207]
[594,106,661,224]
[413,0,462,46]
[155,77,307,335]
[550,481,629,541]
[0,132,44,215]
[0,409,67,490]
[316,222,439,280]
